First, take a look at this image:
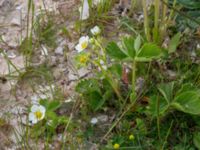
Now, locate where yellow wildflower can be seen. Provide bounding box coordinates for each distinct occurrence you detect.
[79,55,88,63]
[129,134,135,140]
[113,143,120,149]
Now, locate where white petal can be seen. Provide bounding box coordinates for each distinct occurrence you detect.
[91,29,95,35]
[79,36,86,43]
[85,37,89,44]
[79,36,89,43]
[39,105,46,120]
[31,105,39,113]
[75,44,84,52]
[91,26,100,35]
[38,105,46,114]
[85,36,89,41]
[39,114,45,120]
[29,112,37,124]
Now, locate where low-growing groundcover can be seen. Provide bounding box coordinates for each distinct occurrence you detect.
[0,0,200,149]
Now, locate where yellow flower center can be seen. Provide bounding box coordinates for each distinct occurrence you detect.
[129,134,135,140]
[79,56,87,63]
[113,143,120,149]
[34,111,43,120]
[81,41,88,50]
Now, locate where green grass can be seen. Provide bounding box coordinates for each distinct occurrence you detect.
[1,0,200,149]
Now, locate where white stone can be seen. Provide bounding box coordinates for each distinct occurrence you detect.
[31,95,39,104]
[55,46,64,55]
[10,16,21,26]
[97,115,108,123]
[0,55,24,76]
[78,68,90,77]
[41,45,48,56]
[68,73,78,81]
[7,51,16,59]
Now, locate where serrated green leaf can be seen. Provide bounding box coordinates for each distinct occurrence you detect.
[39,99,48,107]
[106,42,128,60]
[147,95,168,118]
[157,82,174,104]
[87,91,104,111]
[135,43,162,62]
[176,0,200,9]
[47,101,61,111]
[135,118,147,135]
[172,91,200,115]
[58,116,69,124]
[134,35,142,52]
[46,111,57,120]
[103,90,113,101]
[75,79,101,94]
[122,37,135,58]
[176,83,199,96]
[168,32,182,53]
[108,64,122,79]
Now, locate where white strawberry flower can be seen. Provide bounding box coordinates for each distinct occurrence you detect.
[90,26,101,36]
[75,36,89,53]
[29,105,46,125]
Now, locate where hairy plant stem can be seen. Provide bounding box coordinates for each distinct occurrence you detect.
[161,120,174,150]
[61,114,73,150]
[101,91,144,141]
[142,0,151,41]
[167,0,176,24]
[27,0,31,37]
[153,0,160,43]
[25,0,35,67]
[90,58,123,104]
[101,59,149,141]
[101,101,134,141]
[162,0,168,23]
[160,0,168,42]
[94,38,123,103]
[131,60,136,101]
[100,64,123,103]
[156,96,161,141]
